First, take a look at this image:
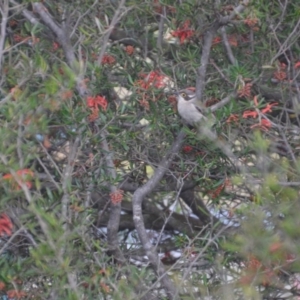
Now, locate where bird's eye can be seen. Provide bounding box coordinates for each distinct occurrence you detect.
[180,92,187,98]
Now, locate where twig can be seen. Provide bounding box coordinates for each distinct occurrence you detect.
[100,130,125,262]
[210,92,237,112]
[9,0,40,25]
[210,59,235,86]
[156,6,166,52]
[0,0,9,72]
[196,22,218,103]
[132,130,186,299]
[220,26,237,64]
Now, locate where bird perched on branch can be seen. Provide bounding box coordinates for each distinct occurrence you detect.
[175,88,207,126]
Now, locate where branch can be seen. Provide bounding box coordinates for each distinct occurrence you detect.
[196,0,250,103]
[100,131,124,262]
[0,0,9,72]
[196,22,218,103]
[9,0,40,25]
[32,3,76,70]
[132,130,186,299]
[210,92,237,112]
[220,26,237,64]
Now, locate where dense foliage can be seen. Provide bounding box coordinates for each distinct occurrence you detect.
[1,0,300,299]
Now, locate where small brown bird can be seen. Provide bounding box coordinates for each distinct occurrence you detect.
[175,89,206,126]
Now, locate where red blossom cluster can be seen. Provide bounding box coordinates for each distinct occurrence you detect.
[212,34,238,47]
[136,70,169,90]
[207,178,231,199]
[135,70,170,109]
[110,189,124,205]
[237,83,252,98]
[101,54,116,65]
[124,45,134,55]
[182,145,193,153]
[86,95,108,122]
[2,169,34,190]
[273,62,287,81]
[171,20,195,44]
[240,244,294,287]
[243,96,277,131]
[226,114,239,124]
[239,255,277,286]
[0,214,13,237]
[244,17,259,31]
[212,36,221,46]
[272,61,300,81]
[227,96,277,131]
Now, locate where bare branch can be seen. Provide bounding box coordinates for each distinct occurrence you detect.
[9,0,40,25]
[100,130,125,262]
[0,0,9,72]
[133,130,186,299]
[220,26,237,64]
[32,2,76,69]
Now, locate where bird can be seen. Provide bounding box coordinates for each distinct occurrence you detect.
[175,88,207,126]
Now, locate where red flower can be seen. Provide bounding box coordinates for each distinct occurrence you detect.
[110,190,124,205]
[244,17,259,28]
[182,145,193,153]
[242,97,277,120]
[273,70,286,81]
[261,102,278,114]
[101,54,116,65]
[0,214,13,237]
[212,36,222,46]
[228,34,238,47]
[124,45,134,55]
[136,70,169,90]
[207,179,230,199]
[237,83,252,98]
[226,114,239,123]
[294,61,300,69]
[2,169,34,190]
[242,110,258,118]
[250,118,272,131]
[171,20,195,44]
[86,95,107,121]
[86,95,108,121]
